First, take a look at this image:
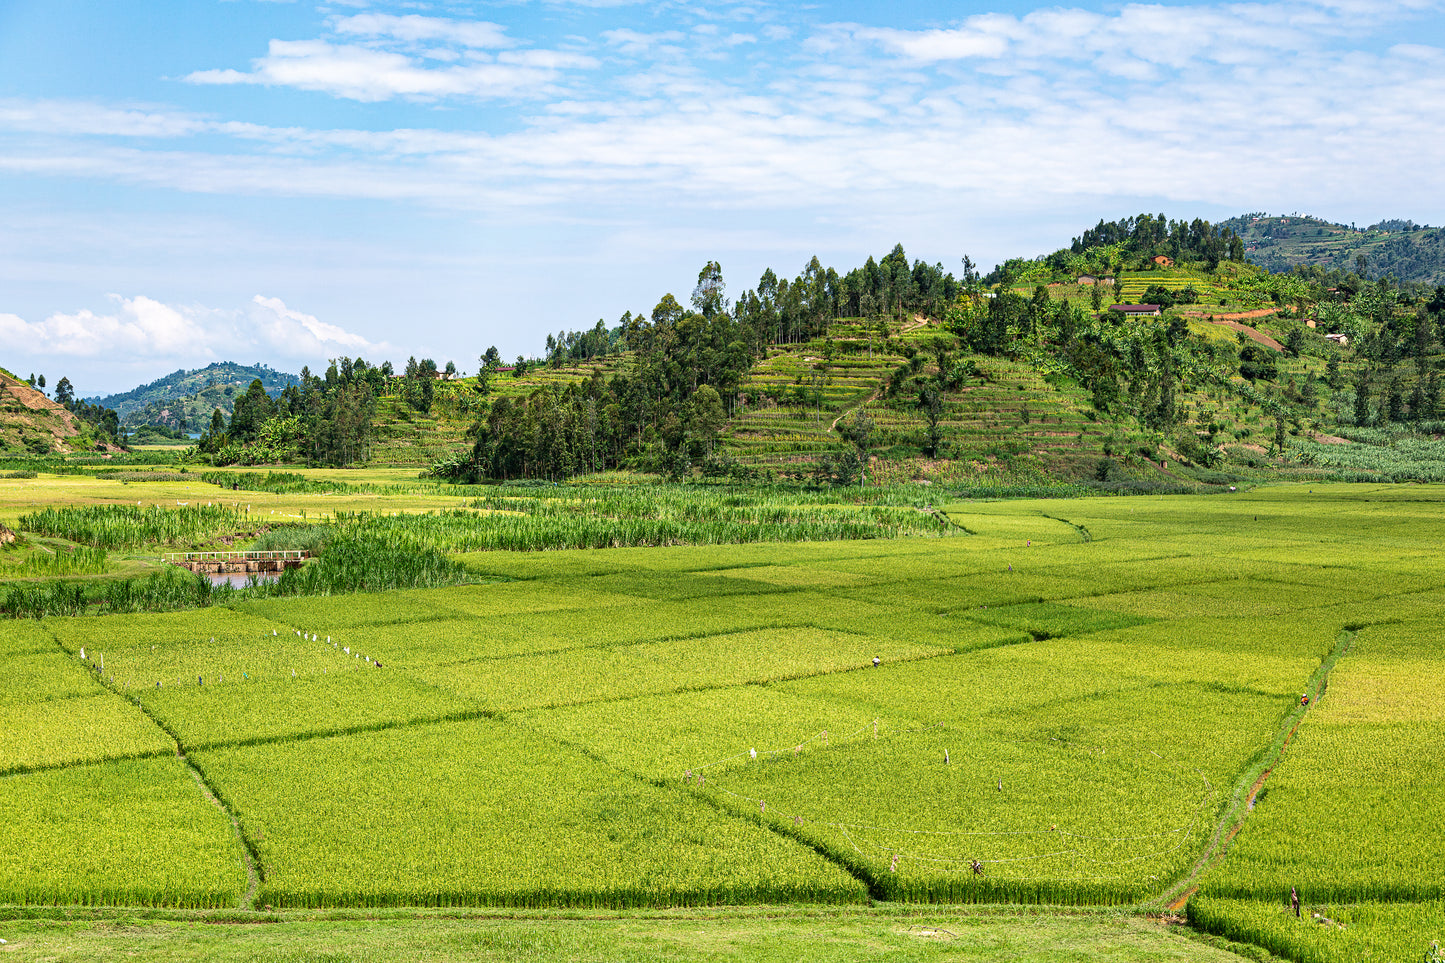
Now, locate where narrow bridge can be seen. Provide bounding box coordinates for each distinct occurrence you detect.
[164,550,310,574]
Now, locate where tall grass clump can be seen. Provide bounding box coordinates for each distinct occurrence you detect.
[12,545,109,577]
[19,504,250,549]
[200,470,352,495]
[251,533,470,596]
[0,535,468,618]
[389,484,958,552]
[249,524,331,554]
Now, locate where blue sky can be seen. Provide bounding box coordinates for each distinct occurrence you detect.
[1,0,1443,395]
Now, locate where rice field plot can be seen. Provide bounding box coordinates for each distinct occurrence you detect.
[814,603,1032,655]
[580,568,800,601]
[46,607,290,655]
[302,609,657,667]
[194,717,865,908]
[402,595,814,661]
[1068,578,1353,621]
[526,654,1284,905]
[0,693,175,774]
[1201,618,1445,903]
[1189,896,1445,963]
[233,590,473,629]
[692,563,888,589]
[0,757,247,907]
[139,668,481,750]
[817,572,1073,617]
[50,615,356,692]
[0,618,57,656]
[410,627,950,712]
[710,725,1212,904]
[1063,612,1347,672]
[322,583,835,668]
[959,601,1155,639]
[936,509,1087,546]
[416,579,637,617]
[0,649,103,705]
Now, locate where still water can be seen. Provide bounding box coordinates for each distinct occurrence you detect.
[205,572,283,587]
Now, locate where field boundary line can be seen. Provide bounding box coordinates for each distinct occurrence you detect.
[501,715,884,902]
[60,638,265,910]
[1150,629,1357,914]
[1037,512,1091,542]
[185,706,498,754]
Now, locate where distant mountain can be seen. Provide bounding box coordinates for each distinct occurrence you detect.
[89,361,301,430]
[1222,213,1445,286]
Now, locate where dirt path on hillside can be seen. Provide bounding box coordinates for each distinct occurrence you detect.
[832,388,881,432]
[1178,307,1280,321]
[1201,319,1285,352]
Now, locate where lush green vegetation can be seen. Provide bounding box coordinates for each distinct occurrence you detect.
[1,482,1441,963]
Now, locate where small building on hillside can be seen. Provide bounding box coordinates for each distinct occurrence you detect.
[1109,304,1163,318]
[1325,332,1350,346]
[1151,255,1176,267]
[1076,274,1116,286]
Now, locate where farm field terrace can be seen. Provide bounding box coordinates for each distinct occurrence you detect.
[0,483,1441,962]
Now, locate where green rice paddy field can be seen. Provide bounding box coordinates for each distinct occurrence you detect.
[1,483,1441,962]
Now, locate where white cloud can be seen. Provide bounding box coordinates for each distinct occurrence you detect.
[0,99,207,138]
[331,13,515,49]
[183,10,599,103]
[249,295,376,353]
[186,39,591,102]
[0,295,386,373]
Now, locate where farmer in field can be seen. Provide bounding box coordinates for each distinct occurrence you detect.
[1300,693,1310,707]
[1291,886,1300,917]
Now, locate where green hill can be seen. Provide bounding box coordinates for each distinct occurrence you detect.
[91,362,300,431]
[1222,213,1445,285]
[77,214,1445,487]
[0,369,94,455]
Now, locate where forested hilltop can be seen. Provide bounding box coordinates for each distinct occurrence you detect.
[419,212,1445,487]
[89,362,301,430]
[18,211,1445,488]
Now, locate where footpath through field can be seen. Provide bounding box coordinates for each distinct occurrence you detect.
[1153,629,1356,914]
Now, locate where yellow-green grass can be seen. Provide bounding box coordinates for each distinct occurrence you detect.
[0,909,1271,962]
[1,483,1443,924]
[0,694,174,774]
[195,717,866,908]
[1190,896,1445,963]
[1199,618,1445,903]
[410,627,951,712]
[0,757,247,906]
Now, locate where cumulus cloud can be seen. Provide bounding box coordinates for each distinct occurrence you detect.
[186,40,589,101]
[248,296,376,354]
[0,295,387,376]
[184,13,596,102]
